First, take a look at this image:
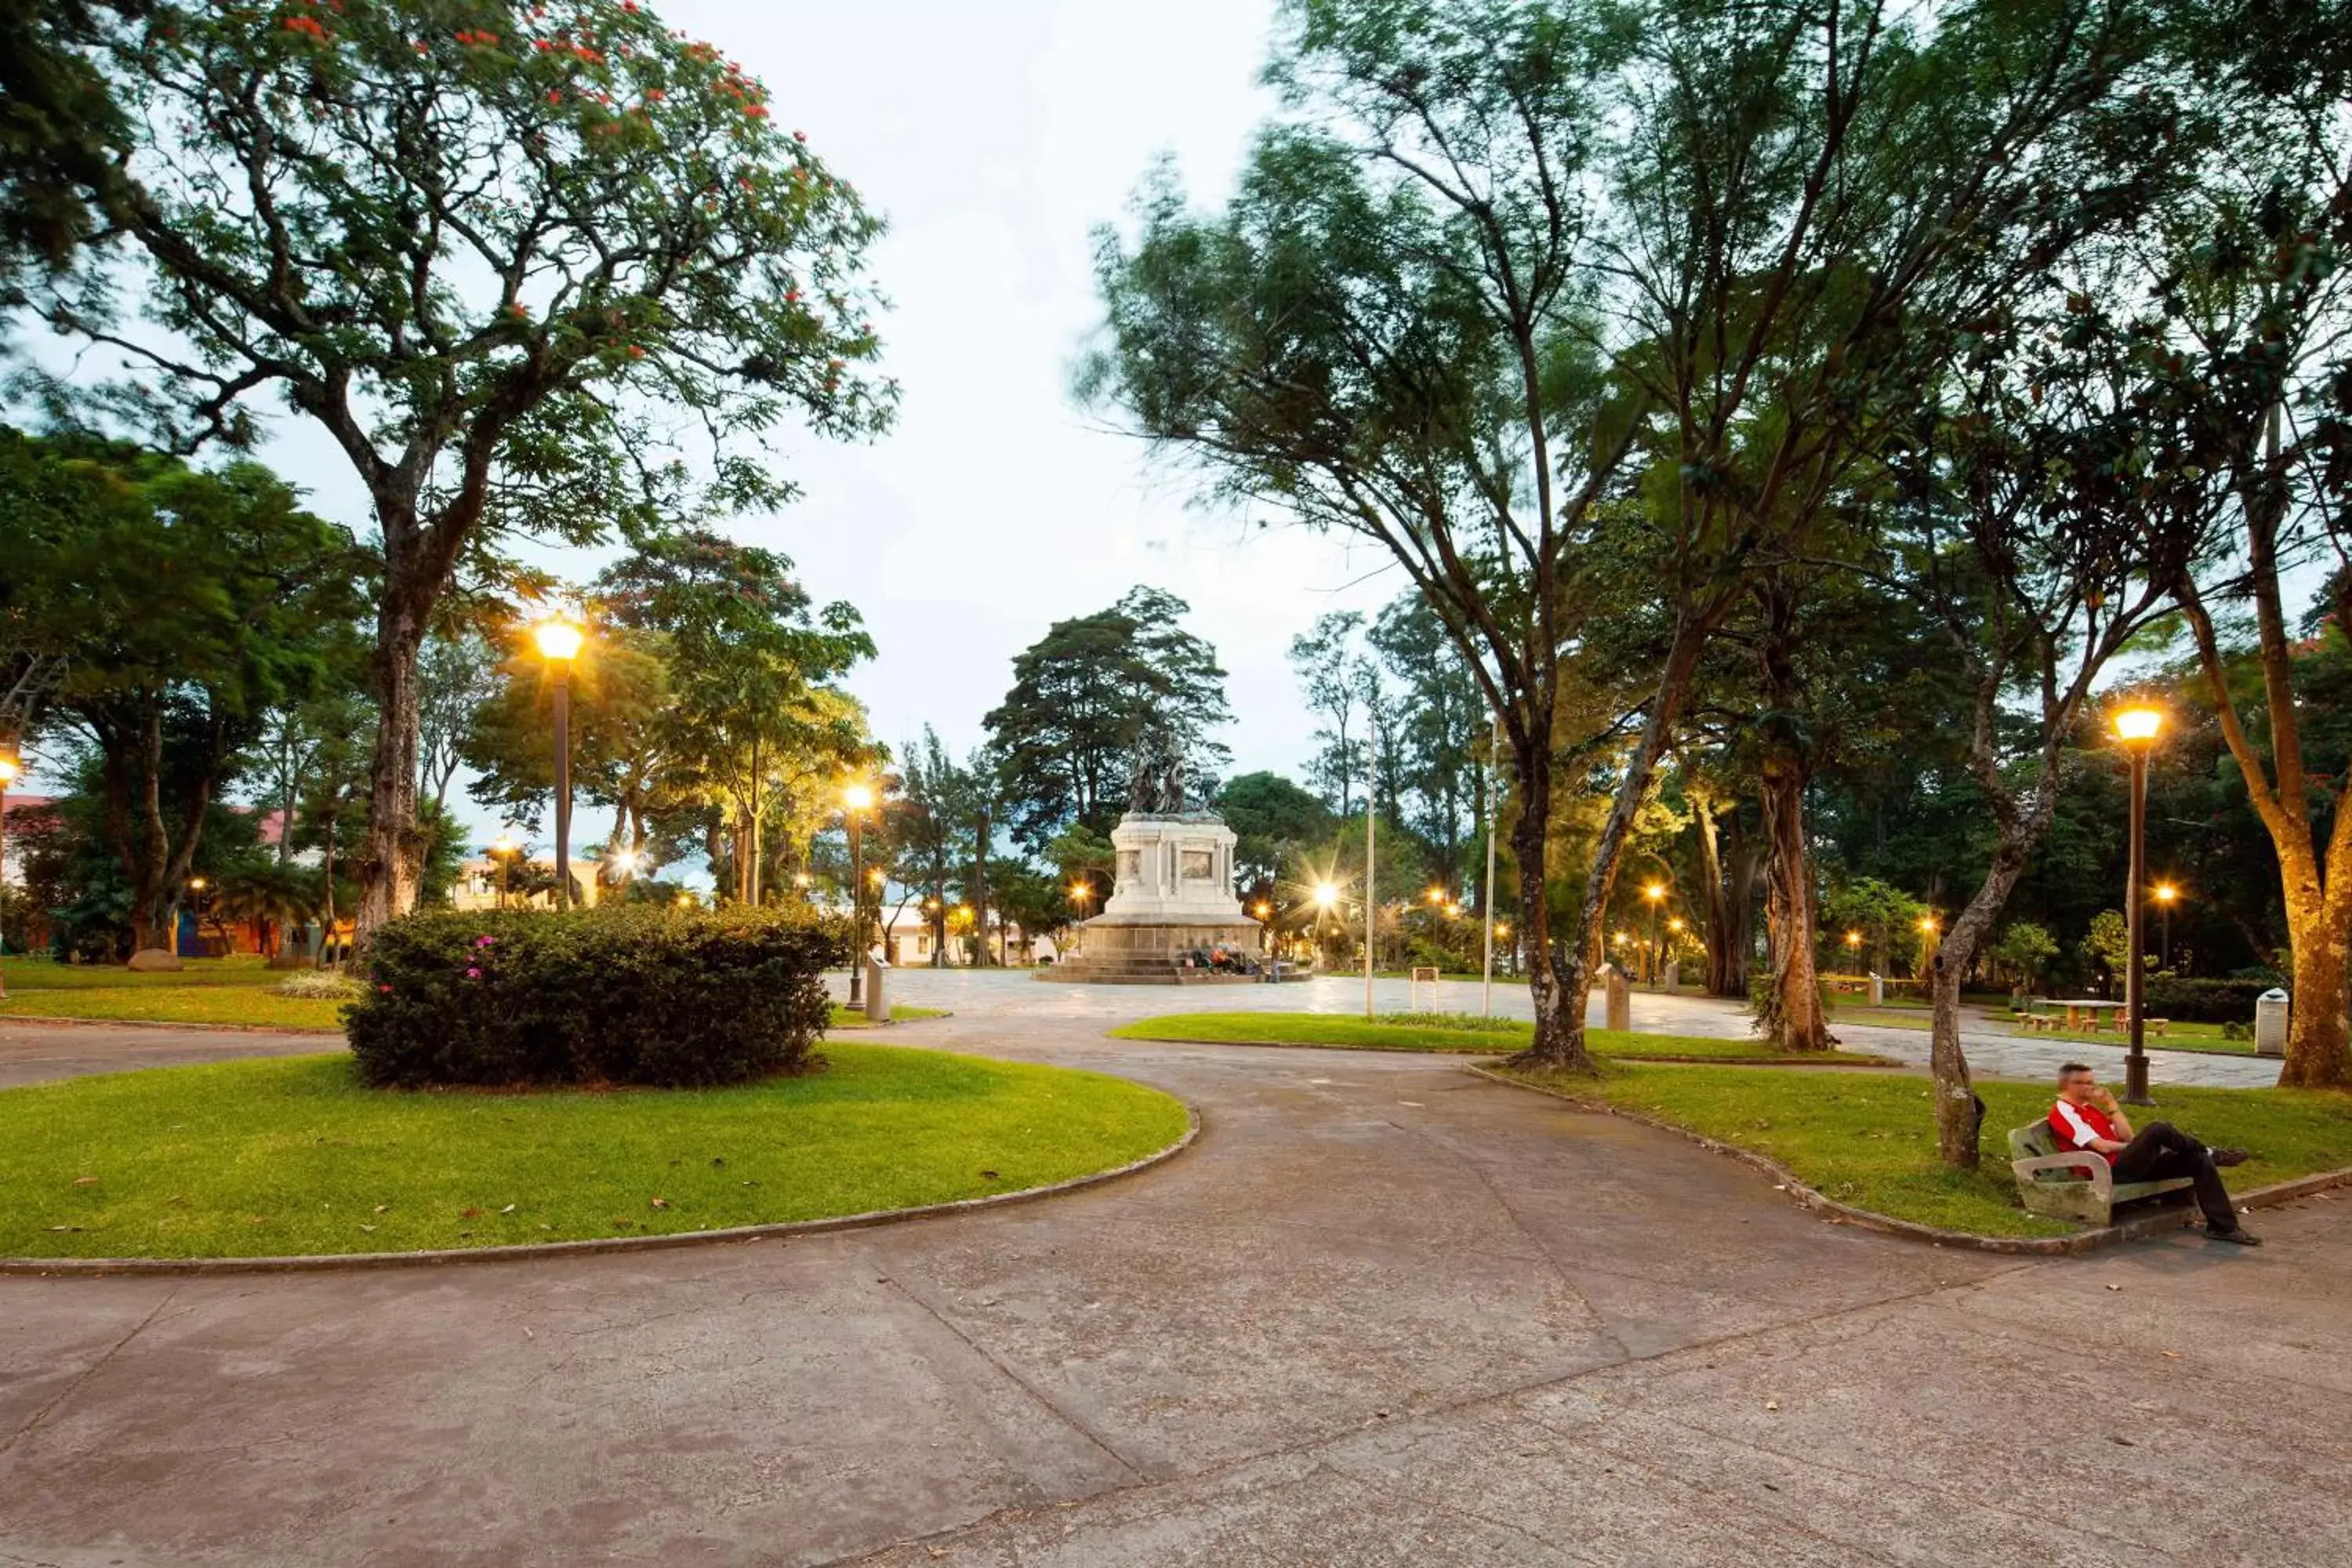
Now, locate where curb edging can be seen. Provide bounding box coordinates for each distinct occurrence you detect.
[0,1106,1200,1278]
[1109,1032,1897,1068]
[0,1012,340,1036]
[1467,1064,2352,1255]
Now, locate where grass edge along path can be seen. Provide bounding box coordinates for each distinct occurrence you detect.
[1486,1060,2352,1239]
[1109,1011,1894,1065]
[0,1044,1189,1261]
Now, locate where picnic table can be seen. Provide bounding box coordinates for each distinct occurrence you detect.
[2054,999,2125,1030]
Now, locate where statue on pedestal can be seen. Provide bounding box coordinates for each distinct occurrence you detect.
[1127,720,1190,816]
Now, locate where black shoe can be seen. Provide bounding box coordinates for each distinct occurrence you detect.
[2206,1226,2262,1245]
[2209,1147,2250,1167]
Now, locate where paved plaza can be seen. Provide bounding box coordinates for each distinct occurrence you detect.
[0,975,2340,1566]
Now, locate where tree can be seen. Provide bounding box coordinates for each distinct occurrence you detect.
[1215,771,1336,896]
[1367,591,1488,891]
[893,728,964,964]
[1085,0,2165,1069]
[463,621,674,858]
[1287,611,1371,815]
[2083,909,2132,989]
[1987,921,2060,993]
[25,2,893,949]
[416,626,499,813]
[2,430,364,950]
[597,528,876,903]
[2151,0,2352,1087]
[985,586,1230,852]
[0,0,143,277]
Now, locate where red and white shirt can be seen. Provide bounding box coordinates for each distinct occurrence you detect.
[2049,1098,2121,1164]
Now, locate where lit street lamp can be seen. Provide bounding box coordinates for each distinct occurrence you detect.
[842,780,875,1004]
[489,834,518,910]
[1845,929,1863,969]
[531,616,586,911]
[0,749,18,960]
[187,876,209,956]
[2154,881,2180,972]
[1643,883,1666,986]
[2114,704,2165,1104]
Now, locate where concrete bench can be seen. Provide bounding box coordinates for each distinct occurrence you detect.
[2008,1122,2194,1226]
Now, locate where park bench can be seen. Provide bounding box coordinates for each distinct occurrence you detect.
[2007,1122,2194,1226]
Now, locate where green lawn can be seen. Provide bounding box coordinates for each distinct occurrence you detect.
[1109,1011,1893,1063]
[0,1044,1189,1260]
[2,959,942,1036]
[1827,999,2258,1056]
[1492,1062,2352,1237]
[829,1004,948,1029]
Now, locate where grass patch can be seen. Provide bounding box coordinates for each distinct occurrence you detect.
[1829,996,2259,1056]
[2,954,279,989]
[1491,1062,2352,1237]
[1108,1012,1890,1062]
[1,983,346,1029]
[828,1004,949,1029]
[0,1044,1189,1260]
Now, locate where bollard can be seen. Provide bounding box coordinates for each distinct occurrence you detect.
[1661,958,1679,994]
[1604,963,1632,1031]
[1868,971,1885,1006]
[864,957,888,1024]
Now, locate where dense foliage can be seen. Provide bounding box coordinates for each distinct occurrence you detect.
[346,906,848,1088]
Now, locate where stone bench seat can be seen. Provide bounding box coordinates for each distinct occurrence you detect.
[2007,1122,2194,1226]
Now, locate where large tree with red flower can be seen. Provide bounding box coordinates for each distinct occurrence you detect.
[24,0,892,946]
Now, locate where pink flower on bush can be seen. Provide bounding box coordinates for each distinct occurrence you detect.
[474,935,495,948]
[466,967,482,980]
[378,984,392,994]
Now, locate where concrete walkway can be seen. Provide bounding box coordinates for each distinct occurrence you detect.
[0,982,2342,1566]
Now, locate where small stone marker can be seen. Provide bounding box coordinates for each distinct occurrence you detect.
[127,949,184,973]
[1603,964,1631,1031]
[1868,971,1885,1006]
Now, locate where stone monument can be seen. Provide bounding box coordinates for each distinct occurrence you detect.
[1042,726,1262,985]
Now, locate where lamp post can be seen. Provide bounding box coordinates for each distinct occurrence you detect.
[1666,916,1685,985]
[187,876,209,956]
[1482,711,1500,1014]
[0,750,17,959]
[842,781,875,1002]
[489,834,517,910]
[2114,705,2165,1105]
[530,617,586,911]
[1363,753,1377,1021]
[1916,913,1938,978]
[1846,929,1863,973]
[1643,884,1666,987]
[2154,881,2179,972]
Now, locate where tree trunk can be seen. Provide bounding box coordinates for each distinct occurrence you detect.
[319,814,339,969]
[1505,788,1590,1072]
[1758,755,1831,1050]
[2278,866,2352,1088]
[354,584,431,955]
[1693,790,1740,997]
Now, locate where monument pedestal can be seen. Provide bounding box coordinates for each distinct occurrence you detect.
[1041,813,1262,985]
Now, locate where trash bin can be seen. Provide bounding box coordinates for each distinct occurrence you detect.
[1868,971,1884,1006]
[864,956,889,1024]
[2255,988,2289,1057]
[1603,963,1632,1031]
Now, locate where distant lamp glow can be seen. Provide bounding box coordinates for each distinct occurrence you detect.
[1426,885,1445,905]
[1253,901,1271,918]
[2112,706,2164,745]
[1446,902,1463,918]
[491,835,517,857]
[2154,882,2179,904]
[1643,884,1665,903]
[187,876,207,891]
[1494,922,1509,938]
[530,617,585,663]
[841,781,875,811]
[866,866,885,884]
[1846,929,1863,948]
[1918,914,1938,934]
[793,872,811,889]
[1667,916,1685,933]
[0,754,19,785]
[675,892,695,909]
[1313,882,1339,910]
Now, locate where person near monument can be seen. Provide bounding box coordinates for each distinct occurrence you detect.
[2047,1063,2259,1243]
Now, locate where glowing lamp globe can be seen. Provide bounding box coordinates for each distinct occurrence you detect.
[2112,706,2163,745]
[1313,882,1340,909]
[531,618,585,663]
[842,782,875,812]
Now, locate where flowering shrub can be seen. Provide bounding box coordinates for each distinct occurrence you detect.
[346,906,848,1088]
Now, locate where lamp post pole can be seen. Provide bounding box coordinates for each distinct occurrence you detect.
[2113,705,2165,1105]
[1482,712,1498,1016]
[0,751,17,960]
[848,809,865,1005]
[531,618,585,913]
[1363,754,1377,1021]
[2125,743,2153,1105]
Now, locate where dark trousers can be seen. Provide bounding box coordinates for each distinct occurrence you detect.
[2111,1121,2238,1231]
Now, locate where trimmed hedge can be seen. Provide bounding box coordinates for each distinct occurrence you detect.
[2142,975,2283,1025]
[345,906,849,1088]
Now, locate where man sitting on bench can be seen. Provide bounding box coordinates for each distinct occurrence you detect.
[2049,1063,2259,1244]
